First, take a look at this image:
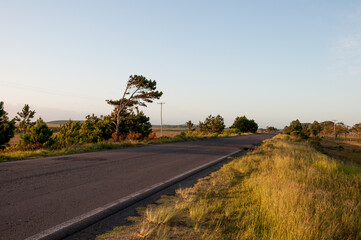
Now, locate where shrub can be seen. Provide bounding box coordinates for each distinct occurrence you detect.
[116,110,152,140]
[79,114,114,143]
[198,115,225,134]
[283,119,309,139]
[223,128,240,136]
[126,131,142,141]
[54,120,82,148]
[266,126,278,132]
[0,101,16,149]
[20,118,54,149]
[146,132,157,140]
[231,116,258,133]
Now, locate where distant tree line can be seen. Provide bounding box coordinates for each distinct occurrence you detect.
[282,119,360,139]
[186,115,260,135]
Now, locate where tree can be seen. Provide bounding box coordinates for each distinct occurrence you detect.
[15,104,36,134]
[266,126,278,132]
[335,122,349,138]
[115,109,152,140]
[20,118,54,149]
[320,121,334,136]
[309,121,322,136]
[198,115,225,134]
[0,101,16,149]
[351,123,361,137]
[186,120,195,131]
[106,75,163,140]
[231,116,258,133]
[283,119,309,139]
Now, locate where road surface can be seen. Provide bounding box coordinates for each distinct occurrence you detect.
[0,133,275,240]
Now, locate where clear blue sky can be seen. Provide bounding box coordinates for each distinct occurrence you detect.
[1,1,360,128]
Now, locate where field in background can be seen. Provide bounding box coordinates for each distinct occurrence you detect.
[152,128,186,138]
[320,137,361,167]
[97,135,361,239]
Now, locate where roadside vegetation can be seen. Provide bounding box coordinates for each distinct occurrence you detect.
[0,75,273,161]
[1,91,269,162]
[96,134,361,240]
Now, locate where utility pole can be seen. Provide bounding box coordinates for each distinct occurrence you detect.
[158,102,165,137]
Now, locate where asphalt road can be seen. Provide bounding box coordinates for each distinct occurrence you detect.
[0,133,275,240]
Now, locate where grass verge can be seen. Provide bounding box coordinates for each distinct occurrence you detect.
[96,135,361,240]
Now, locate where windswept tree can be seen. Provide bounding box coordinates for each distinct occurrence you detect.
[0,101,16,149]
[106,75,163,140]
[15,104,36,133]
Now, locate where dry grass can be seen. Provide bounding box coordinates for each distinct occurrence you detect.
[320,137,361,167]
[152,128,186,138]
[8,133,21,146]
[96,135,361,240]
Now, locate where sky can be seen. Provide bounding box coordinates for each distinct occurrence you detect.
[1,1,360,128]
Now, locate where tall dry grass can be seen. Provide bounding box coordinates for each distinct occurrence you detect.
[97,135,361,240]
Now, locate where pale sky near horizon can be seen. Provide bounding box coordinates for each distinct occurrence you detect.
[1,1,360,128]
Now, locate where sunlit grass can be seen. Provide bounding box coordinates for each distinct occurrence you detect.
[96,135,361,240]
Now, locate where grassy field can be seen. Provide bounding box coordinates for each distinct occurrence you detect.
[152,128,186,138]
[96,135,361,240]
[320,137,361,168]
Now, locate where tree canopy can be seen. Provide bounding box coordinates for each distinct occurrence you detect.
[231,116,258,133]
[106,75,162,140]
[15,104,36,133]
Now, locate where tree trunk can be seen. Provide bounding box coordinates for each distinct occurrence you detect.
[115,111,122,142]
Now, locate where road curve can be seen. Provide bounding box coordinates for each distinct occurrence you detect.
[0,133,275,240]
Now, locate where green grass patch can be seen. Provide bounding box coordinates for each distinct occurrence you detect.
[96,135,361,240]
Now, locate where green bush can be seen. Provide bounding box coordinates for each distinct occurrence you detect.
[0,101,16,149]
[79,114,114,143]
[20,118,54,149]
[54,115,114,147]
[231,116,258,133]
[198,115,225,134]
[283,119,310,139]
[54,120,82,148]
[222,128,240,136]
[116,110,152,140]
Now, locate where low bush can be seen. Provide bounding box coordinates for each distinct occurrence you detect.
[19,118,54,149]
[231,115,258,133]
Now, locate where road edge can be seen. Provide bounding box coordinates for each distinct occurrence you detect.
[25,149,243,240]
